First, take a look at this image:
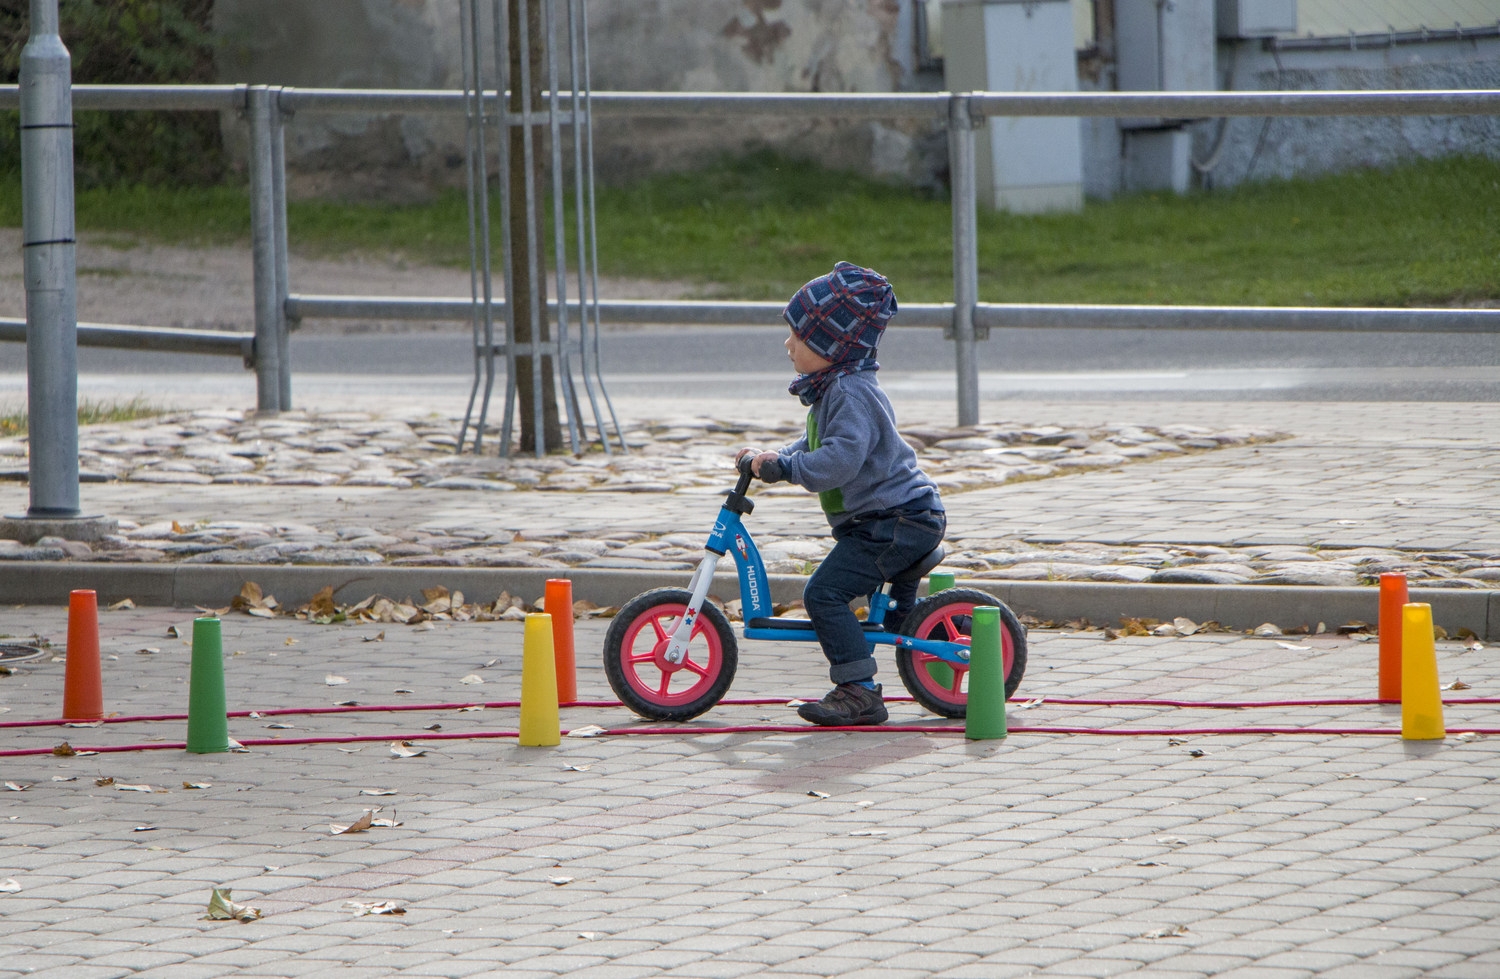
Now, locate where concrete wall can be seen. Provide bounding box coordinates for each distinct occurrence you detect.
[1188,35,1500,191]
[214,0,468,200]
[212,0,948,199]
[211,0,1499,203]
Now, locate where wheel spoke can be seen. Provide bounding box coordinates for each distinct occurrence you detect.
[649,614,674,643]
[627,651,656,665]
[681,656,710,679]
[948,667,967,695]
[655,671,673,697]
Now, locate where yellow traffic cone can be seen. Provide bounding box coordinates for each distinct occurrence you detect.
[519,613,560,746]
[1401,603,1445,741]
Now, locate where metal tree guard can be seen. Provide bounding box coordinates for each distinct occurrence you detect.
[457,0,624,458]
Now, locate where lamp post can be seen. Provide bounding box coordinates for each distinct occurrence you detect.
[2,0,113,544]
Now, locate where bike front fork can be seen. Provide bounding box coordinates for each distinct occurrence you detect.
[663,551,723,665]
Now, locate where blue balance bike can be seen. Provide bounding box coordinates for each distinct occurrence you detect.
[603,456,1028,721]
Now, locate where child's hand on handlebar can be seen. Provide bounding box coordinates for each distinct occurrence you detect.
[734,447,781,479]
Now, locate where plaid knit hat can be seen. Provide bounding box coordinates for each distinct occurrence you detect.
[782,261,897,364]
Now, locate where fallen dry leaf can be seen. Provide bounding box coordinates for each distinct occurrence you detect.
[183,782,211,790]
[1141,924,1188,940]
[360,788,398,796]
[1275,641,1312,651]
[565,725,608,738]
[459,674,484,685]
[1442,679,1472,691]
[848,829,887,837]
[389,741,428,758]
[331,809,377,835]
[204,887,261,922]
[564,764,591,772]
[807,790,830,799]
[52,742,76,757]
[95,776,115,787]
[548,876,574,886]
[116,783,155,793]
[3,781,27,792]
[325,674,349,686]
[347,899,405,916]
[107,598,135,611]
[0,878,20,892]
[1172,617,1200,635]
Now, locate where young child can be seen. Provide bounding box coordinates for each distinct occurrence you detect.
[737,261,945,726]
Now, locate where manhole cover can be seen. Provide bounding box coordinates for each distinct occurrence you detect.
[0,643,45,664]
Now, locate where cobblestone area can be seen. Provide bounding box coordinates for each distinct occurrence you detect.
[7,407,1500,589]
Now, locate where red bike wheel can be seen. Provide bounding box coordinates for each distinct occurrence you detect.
[895,589,1028,719]
[603,588,738,721]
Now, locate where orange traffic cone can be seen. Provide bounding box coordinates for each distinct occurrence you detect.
[1377,573,1407,701]
[62,589,104,721]
[545,579,578,704]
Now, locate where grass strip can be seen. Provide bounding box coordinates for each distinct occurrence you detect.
[1,151,1494,307]
[0,396,166,437]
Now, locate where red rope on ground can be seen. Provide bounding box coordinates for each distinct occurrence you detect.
[4,695,1497,730]
[5,723,1500,758]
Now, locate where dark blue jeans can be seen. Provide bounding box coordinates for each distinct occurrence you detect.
[803,506,946,685]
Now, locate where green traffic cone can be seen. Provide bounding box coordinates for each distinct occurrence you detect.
[924,573,957,687]
[186,617,230,754]
[965,606,1007,740]
[926,572,955,596]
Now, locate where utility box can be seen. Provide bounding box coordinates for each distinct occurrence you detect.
[1114,0,1216,194]
[1217,0,1298,38]
[942,0,1083,213]
[1116,0,1216,114]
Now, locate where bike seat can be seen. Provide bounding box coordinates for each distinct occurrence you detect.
[888,545,946,585]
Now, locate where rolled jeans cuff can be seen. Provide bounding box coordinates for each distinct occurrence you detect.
[830,656,878,685]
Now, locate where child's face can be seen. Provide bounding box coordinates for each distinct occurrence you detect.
[785,327,834,375]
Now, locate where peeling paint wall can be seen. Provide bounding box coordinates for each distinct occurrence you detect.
[212,0,946,199]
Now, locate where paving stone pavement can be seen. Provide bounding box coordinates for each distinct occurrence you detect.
[1,603,1498,979]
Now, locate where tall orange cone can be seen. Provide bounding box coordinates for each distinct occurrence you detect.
[62,589,103,721]
[519,612,560,746]
[1401,603,1445,741]
[1378,573,1407,701]
[545,579,577,704]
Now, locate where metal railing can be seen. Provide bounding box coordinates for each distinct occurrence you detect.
[3,83,1499,424]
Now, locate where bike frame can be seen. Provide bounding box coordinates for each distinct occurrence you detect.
[660,465,972,668]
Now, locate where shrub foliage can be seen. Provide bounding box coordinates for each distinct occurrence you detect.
[0,0,225,186]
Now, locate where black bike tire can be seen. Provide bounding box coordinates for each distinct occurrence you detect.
[895,588,1029,719]
[603,588,739,721]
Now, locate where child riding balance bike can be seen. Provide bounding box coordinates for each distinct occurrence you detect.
[603,262,1027,724]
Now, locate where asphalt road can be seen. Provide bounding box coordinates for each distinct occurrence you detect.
[2,323,1499,401]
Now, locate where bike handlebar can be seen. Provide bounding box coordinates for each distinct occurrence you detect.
[734,453,757,496]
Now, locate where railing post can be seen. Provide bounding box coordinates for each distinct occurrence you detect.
[949,92,981,427]
[271,86,292,410]
[247,85,281,414]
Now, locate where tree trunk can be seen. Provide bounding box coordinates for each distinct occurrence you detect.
[507,0,562,454]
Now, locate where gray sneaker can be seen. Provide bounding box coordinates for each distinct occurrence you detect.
[797,683,889,726]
